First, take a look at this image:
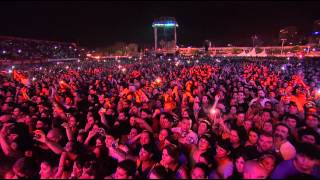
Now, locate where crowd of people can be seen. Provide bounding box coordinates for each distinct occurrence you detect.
[0,55,319,179]
[0,36,85,60]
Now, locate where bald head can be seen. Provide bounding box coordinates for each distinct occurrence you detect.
[243,160,268,179]
[47,128,63,143]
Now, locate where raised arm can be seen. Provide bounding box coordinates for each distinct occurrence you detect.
[34,130,65,154]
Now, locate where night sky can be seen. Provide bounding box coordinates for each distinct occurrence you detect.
[0,1,319,48]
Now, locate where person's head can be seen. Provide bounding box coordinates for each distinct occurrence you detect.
[269,91,276,99]
[197,119,211,136]
[198,134,212,152]
[298,127,320,145]
[105,134,116,148]
[65,141,79,153]
[65,96,73,105]
[114,159,137,179]
[69,115,78,127]
[12,157,38,179]
[230,126,247,146]
[283,114,299,130]
[139,144,155,162]
[148,165,169,179]
[258,90,265,99]
[106,108,115,116]
[248,128,260,145]
[202,95,209,104]
[305,114,319,129]
[282,95,291,104]
[13,107,22,117]
[140,130,154,145]
[39,161,53,178]
[161,144,179,166]
[234,153,248,174]
[140,109,151,119]
[236,112,245,124]
[129,105,139,116]
[230,106,237,115]
[243,119,253,132]
[160,113,173,129]
[289,102,299,114]
[243,160,268,179]
[274,123,291,141]
[294,143,320,174]
[238,91,245,101]
[93,133,104,146]
[81,160,96,178]
[191,163,208,179]
[261,110,271,122]
[195,151,215,167]
[158,128,171,142]
[1,103,11,113]
[46,128,63,143]
[262,121,273,134]
[181,118,192,132]
[258,154,276,175]
[215,139,231,159]
[128,127,139,140]
[118,112,127,122]
[36,120,46,130]
[0,114,12,123]
[72,158,84,178]
[257,133,274,153]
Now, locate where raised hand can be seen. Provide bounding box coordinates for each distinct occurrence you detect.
[33,130,47,143]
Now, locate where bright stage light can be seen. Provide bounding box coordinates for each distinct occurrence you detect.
[210,108,217,115]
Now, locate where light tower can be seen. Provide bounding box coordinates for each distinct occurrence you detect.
[152,17,178,52]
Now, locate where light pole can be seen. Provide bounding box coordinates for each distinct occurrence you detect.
[251,35,258,48]
[280,38,286,55]
[154,27,157,50]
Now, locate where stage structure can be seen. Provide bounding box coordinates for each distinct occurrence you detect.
[152,17,178,53]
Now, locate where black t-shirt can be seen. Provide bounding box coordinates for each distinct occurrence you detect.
[110,121,131,138]
[244,145,261,160]
[238,102,249,113]
[230,145,246,159]
[244,145,278,161]
[95,156,118,178]
[36,147,60,165]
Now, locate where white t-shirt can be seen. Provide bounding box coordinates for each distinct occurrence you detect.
[280,141,296,160]
[172,127,198,145]
[249,97,271,107]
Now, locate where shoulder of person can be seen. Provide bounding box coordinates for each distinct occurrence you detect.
[280,141,296,150]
